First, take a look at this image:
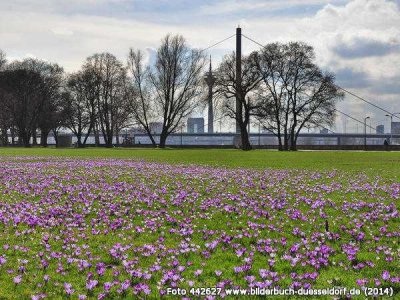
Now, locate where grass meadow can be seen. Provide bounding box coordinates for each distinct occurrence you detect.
[0,148,398,299]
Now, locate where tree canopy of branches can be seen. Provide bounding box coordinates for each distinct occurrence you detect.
[7,59,65,146]
[84,53,129,147]
[215,52,261,150]
[254,42,344,151]
[128,34,206,148]
[0,68,45,146]
[64,69,100,147]
[0,58,65,147]
[0,50,9,145]
[0,50,6,70]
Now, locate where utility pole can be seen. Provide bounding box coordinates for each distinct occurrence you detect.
[247,97,251,134]
[236,26,242,134]
[204,56,216,133]
[180,125,183,147]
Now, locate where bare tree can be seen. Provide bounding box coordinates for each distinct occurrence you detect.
[7,58,65,146]
[127,49,157,146]
[254,42,344,150]
[0,50,9,145]
[215,52,261,150]
[128,34,206,148]
[0,69,44,147]
[65,70,99,147]
[84,53,128,147]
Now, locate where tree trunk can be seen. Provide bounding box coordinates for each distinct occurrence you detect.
[239,124,252,151]
[94,124,100,146]
[104,130,113,148]
[11,127,15,145]
[82,122,93,146]
[149,135,157,147]
[283,131,289,151]
[0,126,8,146]
[276,124,283,151]
[76,133,83,148]
[24,138,30,147]
[19,130,31,147]
[144,128,157,147]
[116,133,120,146]
[277,135,283,151]
[293,132,301,151]
[40,129,49,147]
[53,129,59,147]
[32,130,38,146]
[289,129,297,151]
[159,131,168,148]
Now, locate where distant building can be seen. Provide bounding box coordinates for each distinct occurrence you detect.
[261,128,273,134]
[376,124,384,134]
[125,126,144,135]
[320,128,329,134]
[187,118,204,133]
[391,122,400,134]
[149,122,163,134]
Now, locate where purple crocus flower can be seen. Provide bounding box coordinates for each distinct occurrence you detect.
[13,275,22,285]
[382,271,390,280]
[64,283,74,295]
[86,279,98,291]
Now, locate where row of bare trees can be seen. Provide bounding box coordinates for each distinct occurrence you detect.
[65,53,130,148]
[0,36,343,150]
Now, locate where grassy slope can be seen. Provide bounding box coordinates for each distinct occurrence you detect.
[0,147,399,180]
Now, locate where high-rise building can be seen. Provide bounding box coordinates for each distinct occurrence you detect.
[320,128,329,134]
[187,118,205,133]
[376,125,384,134]
[149,122,163,134]
[391,122,400,134]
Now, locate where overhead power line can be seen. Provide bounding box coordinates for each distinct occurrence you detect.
[242,34,264,49]
[335,109,376,132]
[199,34,236,53]
[241,34,400,122]
[333,85,400,121]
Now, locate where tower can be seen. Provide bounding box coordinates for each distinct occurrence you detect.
[204,56,216,133]
[236,26,242,134]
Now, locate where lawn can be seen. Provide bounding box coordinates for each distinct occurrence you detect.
[1,147,400,179]
[0,149,398,299]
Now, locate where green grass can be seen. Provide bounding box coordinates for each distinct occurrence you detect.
[1,147,399,179]
[0,149,399,299]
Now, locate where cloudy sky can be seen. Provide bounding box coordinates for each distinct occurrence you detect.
[1,0,399,132]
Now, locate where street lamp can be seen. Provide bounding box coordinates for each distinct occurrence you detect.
[180,125,183,147]
[385,114,393,144]
[364,116,370,150]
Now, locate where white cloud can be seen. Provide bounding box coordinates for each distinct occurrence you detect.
[0,0,399,132]
[200,0,344,15]
[51,28,74,36]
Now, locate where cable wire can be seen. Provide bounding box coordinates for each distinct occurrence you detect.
[333,85,400,121]
[199,34,236,53]
[335,109,376,132]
